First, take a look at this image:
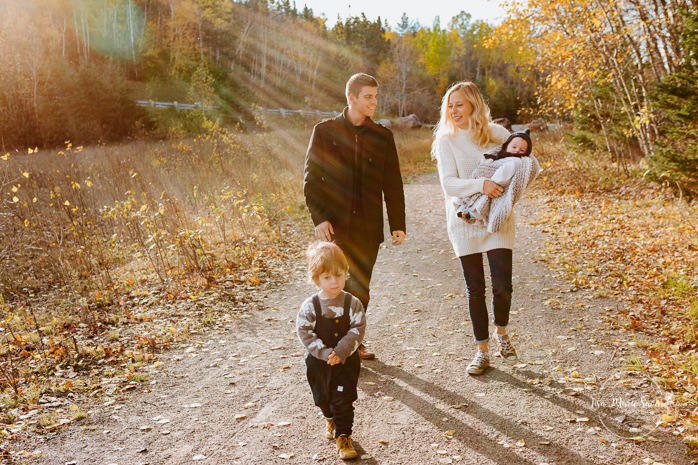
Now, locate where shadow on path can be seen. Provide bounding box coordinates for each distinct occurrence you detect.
[361,360,594,465]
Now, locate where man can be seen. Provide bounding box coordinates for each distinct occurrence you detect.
[303,73,406,360]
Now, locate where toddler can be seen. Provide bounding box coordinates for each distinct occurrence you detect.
[297,241,366,460]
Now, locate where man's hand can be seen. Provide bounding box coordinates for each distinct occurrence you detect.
[483,180,504,199]
[327,351,342,366]
[392,230,406,246]
[315,220,334,242]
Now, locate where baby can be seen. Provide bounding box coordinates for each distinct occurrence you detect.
[456,129,534,222]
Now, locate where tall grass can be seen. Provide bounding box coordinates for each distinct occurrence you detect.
[1,124,307,296]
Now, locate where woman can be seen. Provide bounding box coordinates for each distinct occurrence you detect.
[431,82,518,375]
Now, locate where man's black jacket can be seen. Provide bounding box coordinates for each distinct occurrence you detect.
[303,109,406,244]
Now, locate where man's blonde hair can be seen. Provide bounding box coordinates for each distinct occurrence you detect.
[307,241,349,285]
[432,82,495,149]
[345,73,379,103]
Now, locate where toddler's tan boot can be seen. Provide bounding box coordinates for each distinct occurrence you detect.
[324,417,335,439]
[336,435,358,460]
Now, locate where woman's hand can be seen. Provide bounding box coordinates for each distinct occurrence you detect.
[483,180,504,199]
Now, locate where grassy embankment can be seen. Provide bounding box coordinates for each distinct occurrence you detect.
[0,122,435,442]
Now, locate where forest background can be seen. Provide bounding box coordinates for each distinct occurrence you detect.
[1,0,697,458]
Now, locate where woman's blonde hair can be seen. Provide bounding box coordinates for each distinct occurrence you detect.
[432,82,495,150]
[307,241,349,285]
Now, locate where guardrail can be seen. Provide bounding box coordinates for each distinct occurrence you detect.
[134,102,337,118]
[258,108,337,117]
[135,100,216,111]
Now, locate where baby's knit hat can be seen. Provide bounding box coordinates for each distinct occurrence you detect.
[502,128,533,157]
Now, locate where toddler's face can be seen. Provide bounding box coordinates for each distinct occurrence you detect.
[506,137,529,154]
[318,271,347,298]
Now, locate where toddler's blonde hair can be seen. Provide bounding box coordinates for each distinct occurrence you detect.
[307,241,349,285]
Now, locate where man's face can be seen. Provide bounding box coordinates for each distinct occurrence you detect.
[349,86,378,119]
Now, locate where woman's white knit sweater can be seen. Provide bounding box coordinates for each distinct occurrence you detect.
[434,123,514,257]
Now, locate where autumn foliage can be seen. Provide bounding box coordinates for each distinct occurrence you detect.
[499,0,698,195]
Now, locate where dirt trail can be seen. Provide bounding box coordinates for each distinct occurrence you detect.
[25,173,692,465]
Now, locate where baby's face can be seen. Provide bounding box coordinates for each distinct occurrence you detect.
[506,137,528,154]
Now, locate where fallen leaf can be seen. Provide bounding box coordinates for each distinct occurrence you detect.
[235,414,247,421]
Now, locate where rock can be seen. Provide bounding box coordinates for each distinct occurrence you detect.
[528,119,548,132]
[377,118,392,128]
[394,114,422,128]
[493,117,512,131]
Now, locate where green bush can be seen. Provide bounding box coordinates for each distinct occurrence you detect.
[647,12,698,197]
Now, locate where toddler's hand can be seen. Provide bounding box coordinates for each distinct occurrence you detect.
[327,351,342,366]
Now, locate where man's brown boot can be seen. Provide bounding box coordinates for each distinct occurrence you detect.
[357,344,375,360]
[336,435,358,460]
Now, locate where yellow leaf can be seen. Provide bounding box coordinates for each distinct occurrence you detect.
[28,147,34,154]
[24,219,29,227]
[11,186,18,193]
[22,172,29,178]
[12,196,18,203]
[86,180,93,187]
[140,205,147,212]
[64,200,70,206]
[1,153,9,160]
[32,197,37,203]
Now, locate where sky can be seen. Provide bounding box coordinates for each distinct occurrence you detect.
[296,0,507,29]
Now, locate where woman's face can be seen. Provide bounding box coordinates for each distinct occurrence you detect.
[448,90,473,129]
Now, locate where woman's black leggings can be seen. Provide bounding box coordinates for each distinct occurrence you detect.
[459,248,513,344]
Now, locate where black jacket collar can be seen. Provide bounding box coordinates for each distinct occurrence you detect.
[335,107,380,133]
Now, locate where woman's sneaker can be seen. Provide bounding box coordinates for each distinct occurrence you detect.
[466,350,490,375]
[497,334,518,364]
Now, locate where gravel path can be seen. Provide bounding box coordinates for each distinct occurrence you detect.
[27,172,692,465]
